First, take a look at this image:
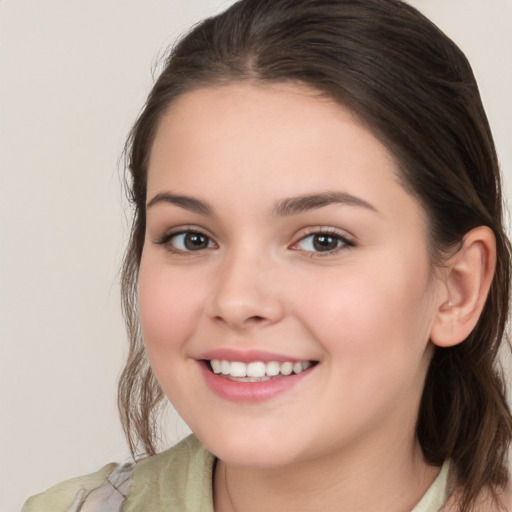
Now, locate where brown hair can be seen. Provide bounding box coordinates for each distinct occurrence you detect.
[118,0,512,509]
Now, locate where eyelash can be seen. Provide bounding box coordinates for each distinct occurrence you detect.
[154,228,217,254]
[154,228,355,256]
[290,229,355,257]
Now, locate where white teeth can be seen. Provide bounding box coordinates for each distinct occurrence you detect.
[265,361,280,376]
[280,362,293,376]
[230,361,247,377]
[221,360,230,375]
[210,359,222,374]
[210,359,313,378]
[247,361,266,377]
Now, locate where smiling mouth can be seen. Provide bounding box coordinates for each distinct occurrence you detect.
[206,359,316,382]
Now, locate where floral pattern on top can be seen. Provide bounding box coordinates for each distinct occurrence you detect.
[65,462,134,512]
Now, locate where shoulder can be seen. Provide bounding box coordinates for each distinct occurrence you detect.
[21,461,131,512]
[123,434,215,511]
[22,436,214,512]
[135,431,209,476]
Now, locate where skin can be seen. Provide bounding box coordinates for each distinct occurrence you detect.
[138,83,490,511]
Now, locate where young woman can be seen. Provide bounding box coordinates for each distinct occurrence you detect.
[23,0,511,510]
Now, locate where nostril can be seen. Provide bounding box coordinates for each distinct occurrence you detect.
[248,316,265,322]
[244,315,267,326]
[213,314,266,324]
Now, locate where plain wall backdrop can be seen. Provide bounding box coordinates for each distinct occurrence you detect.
[1,1,511,510]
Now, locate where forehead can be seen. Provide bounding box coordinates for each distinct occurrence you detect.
[152,83,382,159]
[147,82,423,226]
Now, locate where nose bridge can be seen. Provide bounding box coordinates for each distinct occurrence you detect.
[209,243,284,329]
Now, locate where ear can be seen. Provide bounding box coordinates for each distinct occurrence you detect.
[430,226,496,348]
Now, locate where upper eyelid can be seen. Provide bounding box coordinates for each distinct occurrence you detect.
[290,226,355,243]
[289,228,356,255]
[152,225,355,248]
[153,225,214,243]
[153,229,217,255]
[153,237,213,258]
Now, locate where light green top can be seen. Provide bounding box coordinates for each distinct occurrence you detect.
[22,435,450,512]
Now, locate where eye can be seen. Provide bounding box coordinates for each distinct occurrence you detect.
[156,230,216,252]
[292,231,353,254]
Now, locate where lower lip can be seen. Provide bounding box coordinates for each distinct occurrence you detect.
[198,361,314,403]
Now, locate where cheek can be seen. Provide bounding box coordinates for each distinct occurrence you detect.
[293,257,434,362]
[296,261,436,421]
[137,257,207,359]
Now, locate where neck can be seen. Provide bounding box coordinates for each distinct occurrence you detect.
[213,432,440,512]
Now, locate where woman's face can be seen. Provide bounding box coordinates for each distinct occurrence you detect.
[138,83,445,468]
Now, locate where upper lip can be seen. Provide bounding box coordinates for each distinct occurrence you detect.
[198,348,315,363]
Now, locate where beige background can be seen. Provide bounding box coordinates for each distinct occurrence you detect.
[1,1,511,511]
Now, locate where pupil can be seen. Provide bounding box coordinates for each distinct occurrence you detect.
[184,233,208,250]
[313,234,338,251]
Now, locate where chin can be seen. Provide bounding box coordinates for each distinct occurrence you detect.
[198,428,305,468]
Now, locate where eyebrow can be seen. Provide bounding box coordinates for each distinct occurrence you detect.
[146,190,378,216]
[273,191,378,216]
[146,192,212,215]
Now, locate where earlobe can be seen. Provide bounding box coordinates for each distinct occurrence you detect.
[430,226,496,348]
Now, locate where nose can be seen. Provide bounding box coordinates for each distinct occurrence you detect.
[207,251,285,331]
